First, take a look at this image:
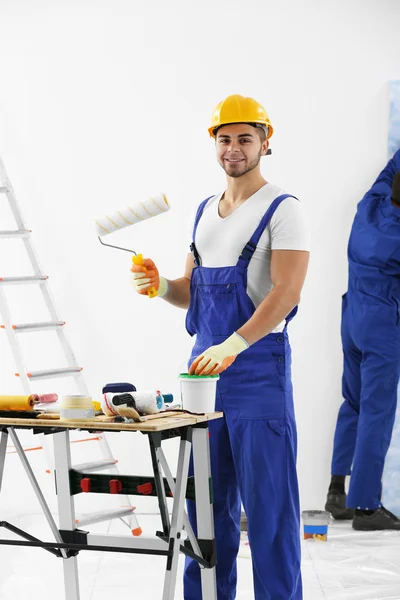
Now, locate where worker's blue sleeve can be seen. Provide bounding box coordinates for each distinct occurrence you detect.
[368,148,400,196]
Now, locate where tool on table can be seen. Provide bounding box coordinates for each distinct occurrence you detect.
[60,395,95,420]
[115,406,178,423]
[0,410,42,418]
[0,395,39,410]
[102,382,136,394]
[34,393,58,403]
[102,390,174,417]
[94,194,170,298]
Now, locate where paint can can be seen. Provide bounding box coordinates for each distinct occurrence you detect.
[179,373,219,413]
[301,510,331,541]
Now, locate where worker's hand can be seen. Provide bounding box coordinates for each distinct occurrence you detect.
[131,258,168,297]
[189,332,249,375]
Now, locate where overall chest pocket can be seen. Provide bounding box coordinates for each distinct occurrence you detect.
[192,283,241,336]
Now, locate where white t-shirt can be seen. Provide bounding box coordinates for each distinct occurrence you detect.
[191,182,310,332]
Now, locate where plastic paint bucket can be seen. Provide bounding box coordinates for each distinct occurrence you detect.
[179,374,219,413]
[60,395,95,420]
[301,510,331,541]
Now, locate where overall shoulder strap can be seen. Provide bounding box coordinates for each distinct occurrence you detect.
[190,195,214,267]
[237,194,297,268]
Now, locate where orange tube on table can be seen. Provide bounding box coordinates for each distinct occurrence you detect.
[0,395,38,411]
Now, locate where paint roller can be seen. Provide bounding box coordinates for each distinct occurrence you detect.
[95,194,170,298]
[102,390,174,417]
[0,395,58,411]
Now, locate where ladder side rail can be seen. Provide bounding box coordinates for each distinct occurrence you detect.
[0,159,27,232]
[0,288,30,394]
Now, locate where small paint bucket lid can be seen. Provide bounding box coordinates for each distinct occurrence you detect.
[179,373,219,380]
[301,510,331,526]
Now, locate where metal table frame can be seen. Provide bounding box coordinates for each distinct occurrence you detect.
[0,415,219,599]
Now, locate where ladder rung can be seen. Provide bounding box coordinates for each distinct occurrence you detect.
[0,230,31,238]
[15,367,83,381]
[3,321,66,333]
[0,276,48,285]
[73,458,118,472]
[0,186,9,193]
[76,508,135,528]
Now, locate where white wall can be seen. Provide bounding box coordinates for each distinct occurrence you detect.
[0,0,400,513]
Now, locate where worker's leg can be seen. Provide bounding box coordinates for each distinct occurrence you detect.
[184,391,241,600]
[347,344,400,509]
[229,410,301,599]
[227,339,302,600]
[331,296,362,476]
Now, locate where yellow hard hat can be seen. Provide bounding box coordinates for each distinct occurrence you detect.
[208,94,274,139]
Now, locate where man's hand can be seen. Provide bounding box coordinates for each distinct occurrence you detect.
[189,332,249,375]
[131,258,168,297]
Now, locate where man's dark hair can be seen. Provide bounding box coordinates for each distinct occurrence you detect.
[214,123,268,141]
[392,171,400,205]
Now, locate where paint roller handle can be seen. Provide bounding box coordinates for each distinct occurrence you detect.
[131,254,158,298]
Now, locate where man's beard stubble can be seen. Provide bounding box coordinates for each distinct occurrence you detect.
[221,152,262,178]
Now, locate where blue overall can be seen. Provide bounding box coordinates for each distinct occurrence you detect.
[331,149,400,509]
[184,194,302,600]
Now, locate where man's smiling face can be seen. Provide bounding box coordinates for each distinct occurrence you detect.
[215,123,268,178]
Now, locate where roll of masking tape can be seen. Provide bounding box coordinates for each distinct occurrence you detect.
[60,395,95,420]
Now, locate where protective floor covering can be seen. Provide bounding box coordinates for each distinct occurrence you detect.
[301,520,400,599]
[0,513,399,599]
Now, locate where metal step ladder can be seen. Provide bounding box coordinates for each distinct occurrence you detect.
[0,155,141,536]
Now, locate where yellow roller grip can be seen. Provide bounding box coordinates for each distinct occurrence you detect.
[0,395,36,410]
[132,254,158,298]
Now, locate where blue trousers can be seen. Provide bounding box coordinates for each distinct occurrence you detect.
[331,290,400,508]
[184,336,302,600]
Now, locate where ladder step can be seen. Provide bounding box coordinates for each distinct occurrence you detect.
[0,230,31,238]
[73,458,118,472]
[76,508,135,528]
[2,321,66,333]
[16,367,83,381]
[0,186,9,193]
[0,276,48,285]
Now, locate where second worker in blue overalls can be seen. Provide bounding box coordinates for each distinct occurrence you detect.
[326,149,400,531]
[132,94,310,599]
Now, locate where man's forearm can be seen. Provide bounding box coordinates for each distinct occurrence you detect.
[161,277,191,309]
[237,286,300,346]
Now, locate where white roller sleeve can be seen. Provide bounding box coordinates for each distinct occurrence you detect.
[102,390,164,416]
[95,194,170,237]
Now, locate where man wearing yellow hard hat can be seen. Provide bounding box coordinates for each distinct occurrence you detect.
[132,94,310,599]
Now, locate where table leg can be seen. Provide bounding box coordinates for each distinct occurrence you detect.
[0,431,8,493]
[192,424,217,599]
[149,433,171,537]
[157,446,202,558]
[162,428,191,600]
[53,430,80,600]
[8,428,68,557]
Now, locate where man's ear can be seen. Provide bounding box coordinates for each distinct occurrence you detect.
[263,140,270,156]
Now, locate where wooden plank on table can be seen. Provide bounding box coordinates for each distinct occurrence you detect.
[0,411,223,432]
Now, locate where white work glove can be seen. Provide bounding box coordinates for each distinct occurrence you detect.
[131,257,169,298]
[189,332,249,375]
